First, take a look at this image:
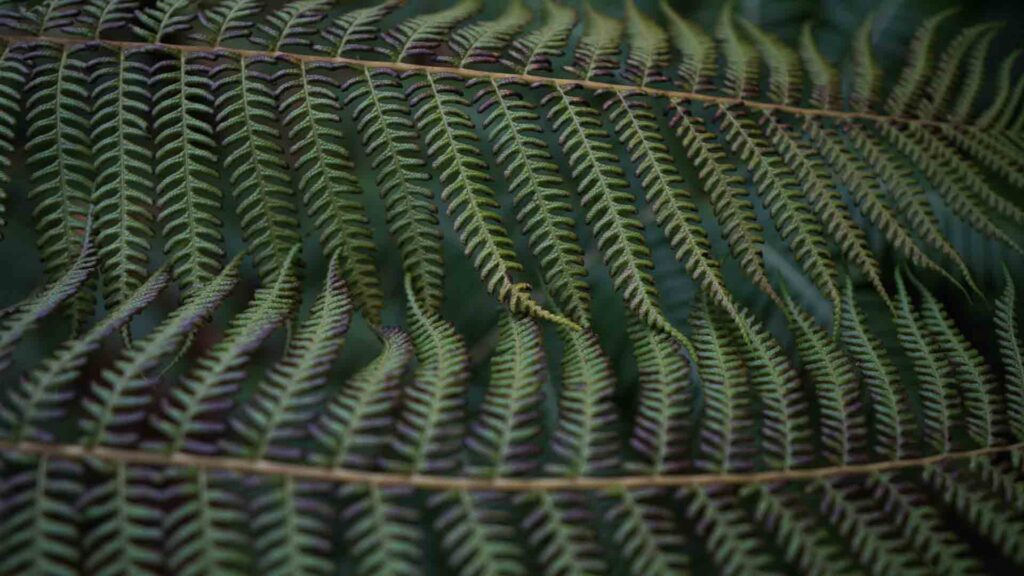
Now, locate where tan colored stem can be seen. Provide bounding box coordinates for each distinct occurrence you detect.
[0,33,977,129]
[1,439,1019,491]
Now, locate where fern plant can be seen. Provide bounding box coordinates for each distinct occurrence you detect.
[0,0,1023,574]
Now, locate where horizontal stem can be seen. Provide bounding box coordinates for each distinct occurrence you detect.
[1,439,1020,491]
[0,33,973,129]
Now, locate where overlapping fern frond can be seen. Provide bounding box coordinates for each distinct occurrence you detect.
[0,0,1023,574]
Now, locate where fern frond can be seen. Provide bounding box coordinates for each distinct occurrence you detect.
[90,46,155,310]
[521,491,606,576]
[151,50,223,297]
[311,327,413,469]
[0,42,26,237]
[892,270,958,453]
[545,83,687,347]
[909,273,1002,447]
[839,280,915,461]
[250,0,327,53]
[319,0,395,57]
[408,72,566,327]
[669,100,775,303]
[80,256,241,448]
[251,477,332,576]
[691,298,754,473]
[228,256,351,460]
[80,462,162,576]
[627,320,691,474]
[469,312,546,476]
[623,0,669,88]
[163,469,249,576]
[745,484,851,575]
[799,24,838,110]
[388,275,469,473]
[384,0,480,63]
[567,2,621,81]
[503,0,574,75]
[151,248,299,454]
[342,485,423,576]
[441,0,530,69]
[473,77,589,326]
[0,457,82,576]
[275,59,381,321]
[784,293,866,465]
[132,0,195,43]
[685,487,777,575]
[884,8,956,116]
[738,18,801,105]
[1,266,169,442]
[996,269,1024,441]
[659,0,715,92]
[975,49,1021,128]
[715,4,759,99]
[916,22,999,120]
[432,490,526,576]
[947,27,999,123]
[214,55,301,281]
[0,230,94,373]
[550,326,621,476]
[196,0,261,48]
[607,489,687,575]
[346,66,443,311]
[849,14,880,113]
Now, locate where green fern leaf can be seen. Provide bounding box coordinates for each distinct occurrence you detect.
[81,462,162,576]
[884,8,957,116]
[521,491,606,576]
[432,490,526,576]
[623,0,669,88]
[567,2,621,82]
[504,0,575,74]
[996,269,1024,441]
[384,0,480,63]
[660,0,715,92]
[442,0,530,69]
[163,469,250,576]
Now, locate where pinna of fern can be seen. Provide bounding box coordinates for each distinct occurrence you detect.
[0,0,1022,575]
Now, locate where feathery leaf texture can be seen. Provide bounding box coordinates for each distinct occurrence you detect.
[0,1,1022,574]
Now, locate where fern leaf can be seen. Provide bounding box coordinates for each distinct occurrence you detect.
[408,72,566,327]
[251,0,327,53]
[0,42,25,238]
[319,0,395,57]
[81,462,162,576]
[342,485,424,576]
[659,0,715,92]
[567,2,621,81]
[70,0,139,39]
[163,469,250,576]
[276,59,382,321]
[90,46,155,310]
[943,126,1024,190]
[685,487,778,576]
[80,256,241,448]
[948,28,999,123]
[151,248,299,454]
[691,297,754,472]
[627,320,691,474]
[468,312,546,476]
[503,0,575,74]
[228,256,351,460]
[909,273,1002,447]
[839,280,915,461]
[0,231,95,373]
[384,0,481,63]
[669,100,775,303]
[607,489,688,575]
[892,270,958,453]
[623,0,669,88]
[196,0,261,47]
[1,266,169,442]
[718,105,839,314]
[132,0,195,43]
[799,24,838,110]
[251,477,333,576]
[214,55,301,281]
[442,0,530,69]
[432,490,526,576]
[311,327,413,469]
[735,308,811,470]
[151,50,224,296]
[521,491,606,576]
[607,90,735,320]
[550,326,621,476]
[473,77,589,326]
[738,18,801,105]
[996,269,1024,441]
[545,84,686,347]
[0,457,82,576]
[849,14,881,113]
[884,8,956,116]
[916,23,999,120]
[715,4,759,99]
[388,275,469,473]
[784,293,866,465]
[975,50,1021,128]
[346,67,443,311]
